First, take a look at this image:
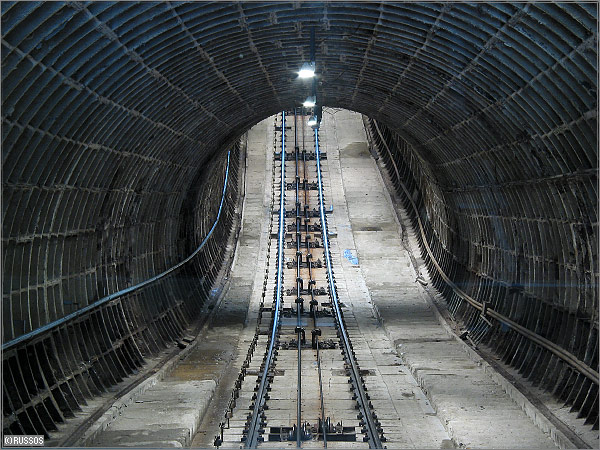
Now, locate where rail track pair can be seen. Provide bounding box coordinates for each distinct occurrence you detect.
[215,111,385,449]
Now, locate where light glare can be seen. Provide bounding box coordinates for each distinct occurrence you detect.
[303,96,316,107]
[298,62,315,78]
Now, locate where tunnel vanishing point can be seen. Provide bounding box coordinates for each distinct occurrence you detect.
[1,2,598,449]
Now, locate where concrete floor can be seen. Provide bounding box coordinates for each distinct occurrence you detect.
[87,110,559,449]
[322,109,556,449]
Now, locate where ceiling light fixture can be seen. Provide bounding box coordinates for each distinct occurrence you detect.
[298,61,315,78]
[303,96,316,108]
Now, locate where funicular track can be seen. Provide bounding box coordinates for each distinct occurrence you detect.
[214,111,385,449]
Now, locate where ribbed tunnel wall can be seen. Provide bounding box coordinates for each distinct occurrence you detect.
[2,0,598,436]
[367,119,598,426]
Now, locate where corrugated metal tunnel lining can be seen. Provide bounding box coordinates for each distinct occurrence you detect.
[1,0,598,439]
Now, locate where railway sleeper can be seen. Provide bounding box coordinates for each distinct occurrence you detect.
[275,151,327,161]
[286,240,322,248]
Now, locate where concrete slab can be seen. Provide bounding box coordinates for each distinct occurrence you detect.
[92,428,190,447]
[89,380,215,446]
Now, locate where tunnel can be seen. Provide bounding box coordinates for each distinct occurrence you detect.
[1,2,598,448]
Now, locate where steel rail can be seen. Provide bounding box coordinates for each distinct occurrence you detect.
[316,336,328,448]
[294,110,303,448]
[371,120,599,385]
[3,150,232,351]
[314,129,383,448]
[245,112,286,448]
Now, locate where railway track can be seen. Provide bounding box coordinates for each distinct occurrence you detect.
[214,111,385,449]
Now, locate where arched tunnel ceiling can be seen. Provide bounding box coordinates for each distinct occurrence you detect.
[1,1,598,341]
